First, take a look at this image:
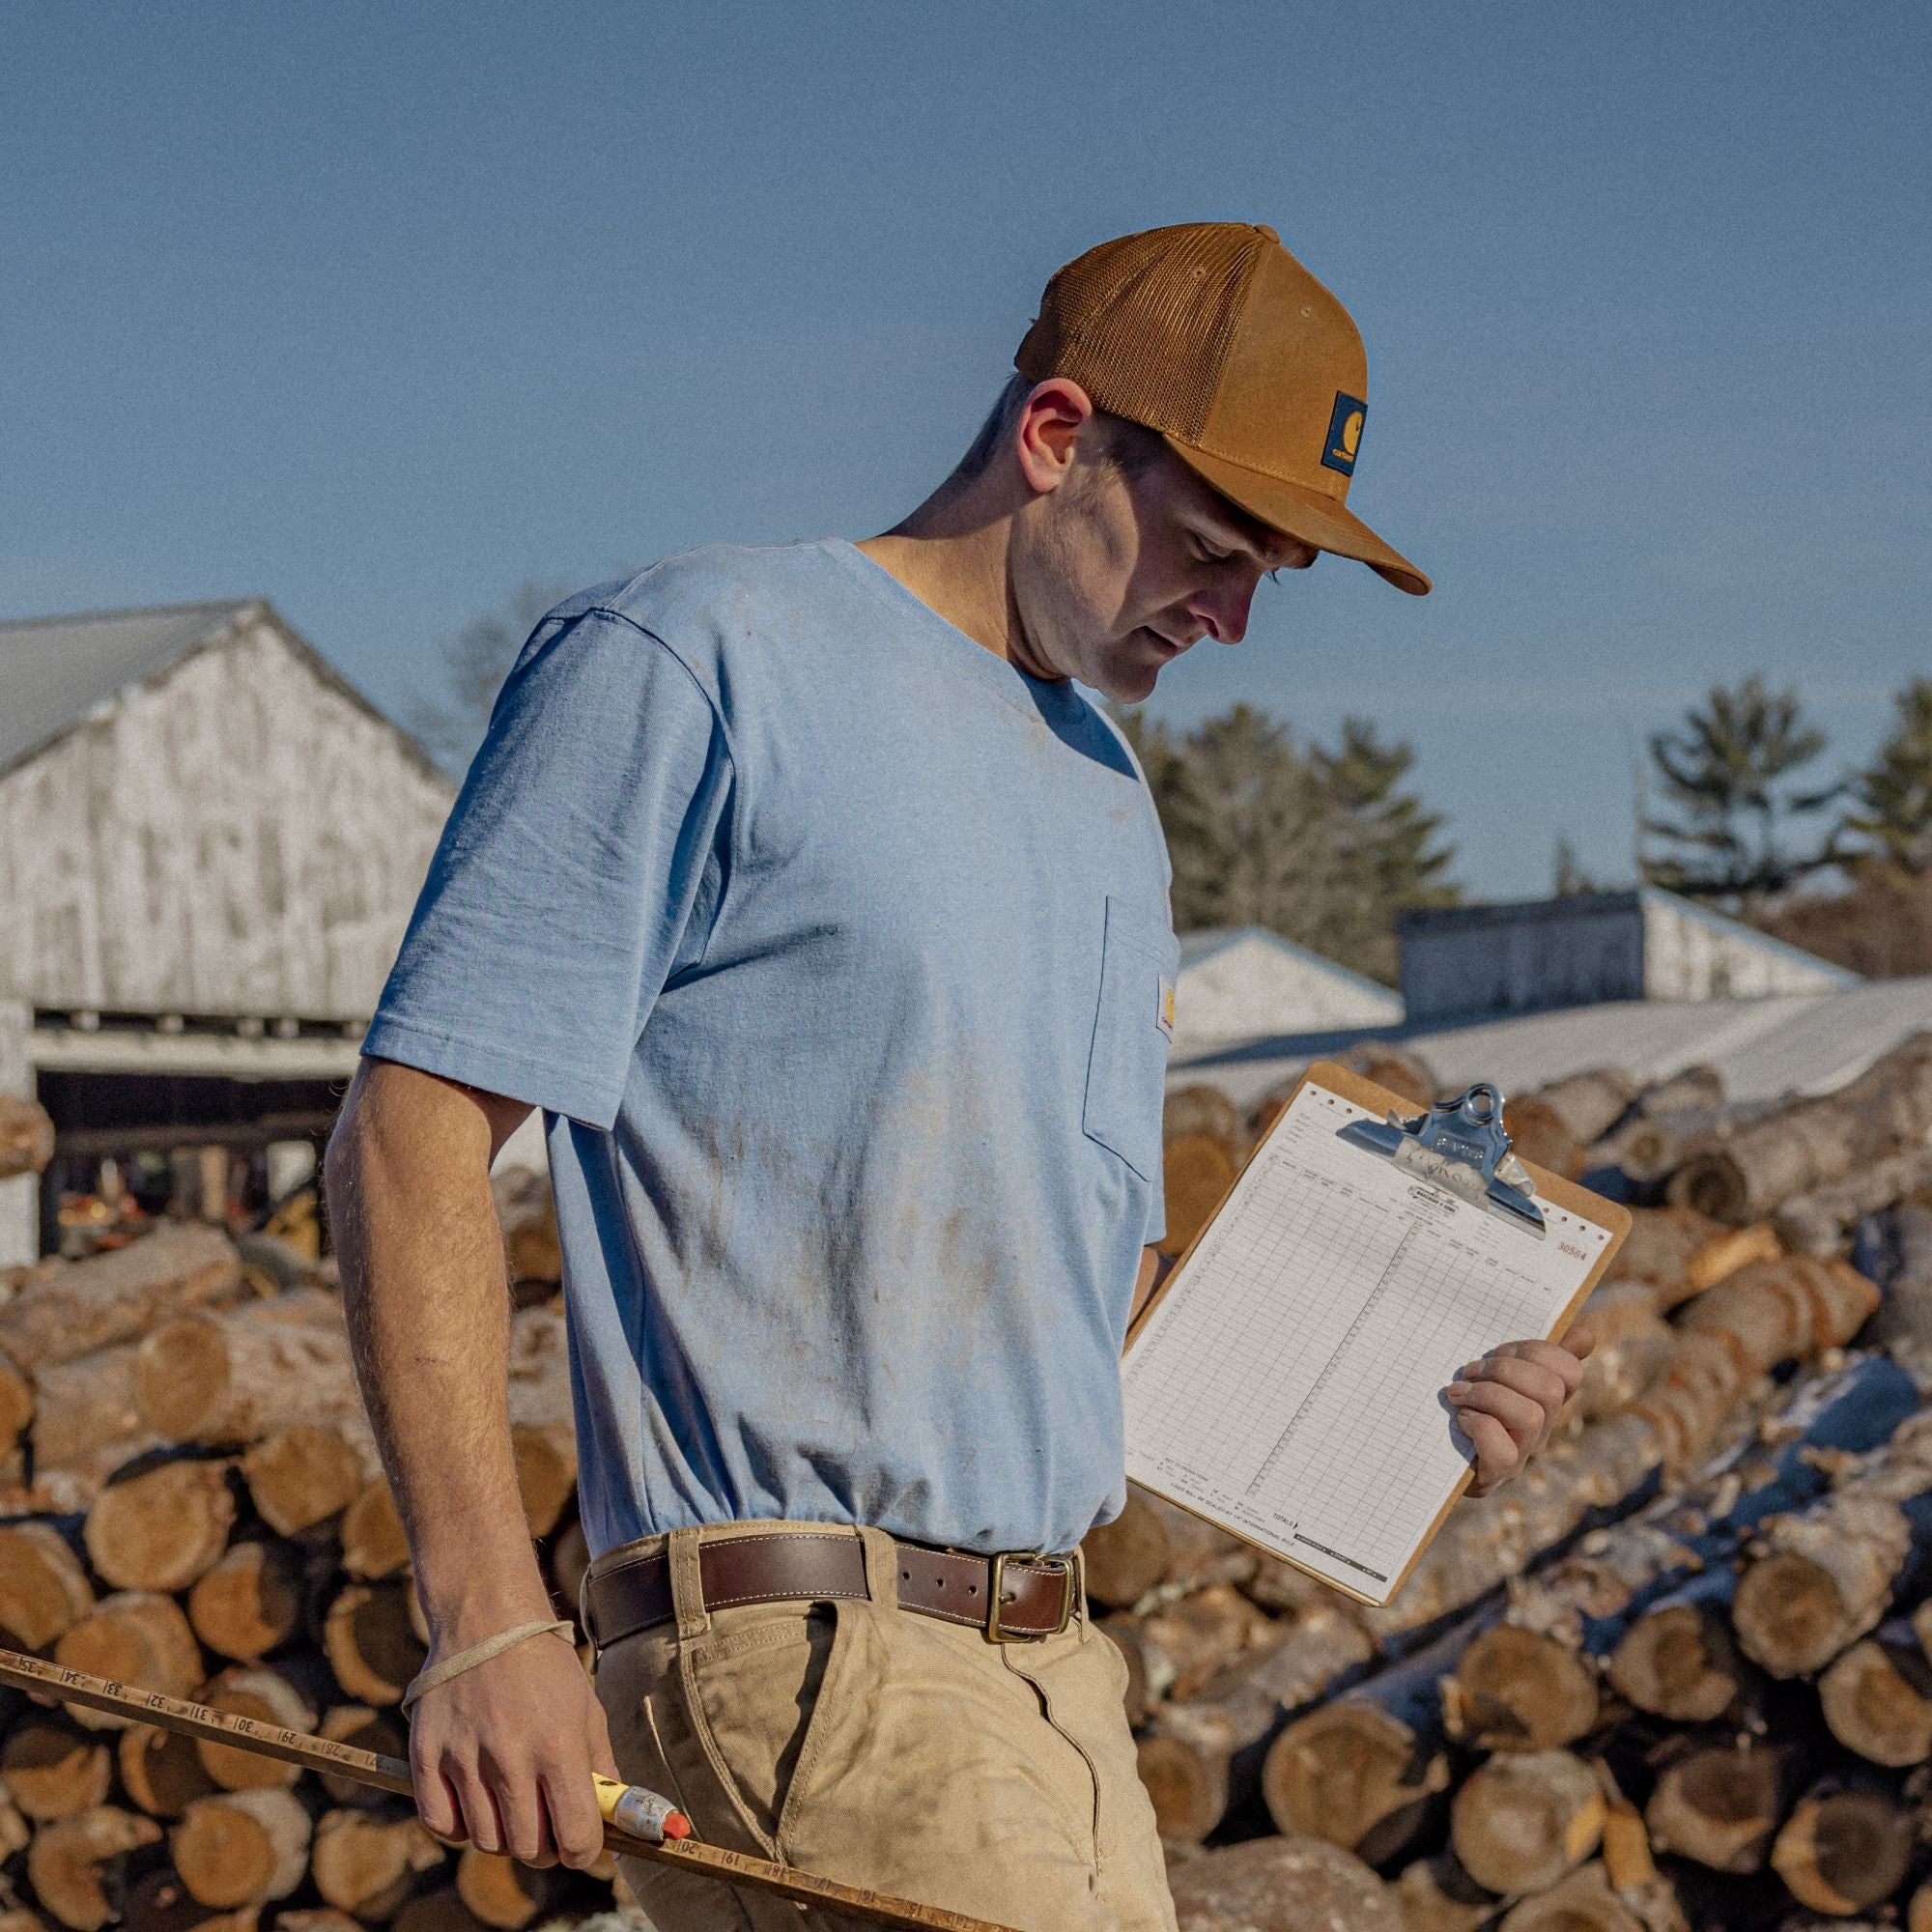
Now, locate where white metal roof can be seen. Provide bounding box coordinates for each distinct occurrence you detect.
[1170,973,1932,1112]
[0,600,256,777]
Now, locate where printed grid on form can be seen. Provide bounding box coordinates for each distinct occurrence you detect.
[1122,1083,1611,1603]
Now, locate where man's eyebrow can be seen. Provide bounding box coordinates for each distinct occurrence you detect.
[1194,507,1311,571]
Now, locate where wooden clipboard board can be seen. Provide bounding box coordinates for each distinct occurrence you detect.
[1122,1060,1632,1607]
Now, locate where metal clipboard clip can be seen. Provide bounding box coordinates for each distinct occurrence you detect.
[1338,1082,1546,1237]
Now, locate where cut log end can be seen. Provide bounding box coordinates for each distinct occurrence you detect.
[1263,1702,1448,1854]
[1134,1734,1228,1848]
[1771,1787,1916,1916]
[1733,1550,1862,1679]
[186,1544,302,1663]
[83,1461,237,1595]
[1607,1603,1743,1722]
[26,1805,163,1932]
[452,1850,558,1932]
[241,1426,366,1539]
[1445,1624,1600,1750]
[193,1670,314,1792]
[1643,1744,1786,1873]
[323,1584,426,1708]
[1819,1634,1932,1766]
[1450,1750,1605,1896]
[170,1790,313,1910]
[53,1593,205,1727]
[0,1719,112,1820]
[1165,1833,1403,1932]
[0,1522,95,1651]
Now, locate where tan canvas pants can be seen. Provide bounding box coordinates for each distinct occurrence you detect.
[589,1521,1178,1932]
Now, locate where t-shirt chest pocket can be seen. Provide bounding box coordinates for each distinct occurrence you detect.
[1082,897,1179,1182]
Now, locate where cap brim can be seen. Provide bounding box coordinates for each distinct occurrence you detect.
[1162,436,1431,596]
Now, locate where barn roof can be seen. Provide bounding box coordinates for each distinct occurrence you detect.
[0,599,447,788]
[1177,924,1400,1003]
[1170,973,1932,1113]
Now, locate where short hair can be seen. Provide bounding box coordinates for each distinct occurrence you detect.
[948,372,1171,485]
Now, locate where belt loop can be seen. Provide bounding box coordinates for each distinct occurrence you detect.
[856,1526,900,1611]
[667,1528,709,1640]
[1072,1545,1091,1637]
[577,1557,601,1662]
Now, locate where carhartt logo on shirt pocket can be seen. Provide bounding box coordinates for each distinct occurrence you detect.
[1082,898,1179,1182]
[1156,976,1176,1037]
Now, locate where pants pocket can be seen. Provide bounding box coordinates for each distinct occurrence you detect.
[684,1604,841,1859]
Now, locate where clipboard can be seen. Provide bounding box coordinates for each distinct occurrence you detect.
[1121,1060,1631,1607]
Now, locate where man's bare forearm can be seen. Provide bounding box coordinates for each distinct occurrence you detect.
[327,1061,549,1647]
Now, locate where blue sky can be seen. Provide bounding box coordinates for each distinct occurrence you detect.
[5,2,1927,898]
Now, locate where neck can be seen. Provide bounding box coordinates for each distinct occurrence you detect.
[855,483,1061,682]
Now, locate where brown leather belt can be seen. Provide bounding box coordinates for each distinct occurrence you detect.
[582,1529,1081,1647]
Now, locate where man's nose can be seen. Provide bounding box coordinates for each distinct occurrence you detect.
[1186,575,1259,645]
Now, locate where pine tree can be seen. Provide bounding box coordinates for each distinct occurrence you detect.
[1116,705,1457,984]
[1845,678,1932,875]
[1642,676,1832,902]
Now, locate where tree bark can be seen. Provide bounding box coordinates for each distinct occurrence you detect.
[26,1807,162,1931]
[1449,1749,1605,1896]
[1612,1207,1727,1305]
[0,1229,242,1373]
[169,1790,312,1909]
[1669,1034,1932,1224]
[1536,1069,1638,1148]
[83,1460,236,1593]
[28,1347,145,1470]
[1776,1149,1932,1258]
[51,1593,204,1727]
[1163,1833,1402,1932]
[0,1520,94,1650]
[0,1352,34,1462]
[1506,1351,1919,1655]
[1733,1411,1932,1676]
[135,1298,355,1447]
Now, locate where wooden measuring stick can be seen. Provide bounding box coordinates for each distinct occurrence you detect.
[0,1646,1020,1932]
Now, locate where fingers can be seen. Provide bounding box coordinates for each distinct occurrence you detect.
[405,1641,612,1873]
[1446,1373,1548,1450]
[1457,1351,1570,1415]
[1453,1407,1520,1495]
[541,1759,609,1871]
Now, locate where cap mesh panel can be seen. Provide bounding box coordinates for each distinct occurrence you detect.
[1016,224,1260,440]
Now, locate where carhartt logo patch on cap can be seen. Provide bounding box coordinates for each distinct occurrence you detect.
[1321,391,1367,476]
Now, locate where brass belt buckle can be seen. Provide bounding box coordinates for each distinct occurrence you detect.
[985,1550,1077,1643]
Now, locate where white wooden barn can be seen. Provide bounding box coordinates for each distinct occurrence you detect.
[0,600,456,1264]
[1174,925,1404,1049]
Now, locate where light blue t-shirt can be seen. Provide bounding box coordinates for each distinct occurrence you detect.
[365,539,1178,1557]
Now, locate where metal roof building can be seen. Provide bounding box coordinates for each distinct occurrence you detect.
[0,600,456,1264]
[1171,974,1932,1116]
[1173,925,1402,1049]
[1399,889,1856,1025]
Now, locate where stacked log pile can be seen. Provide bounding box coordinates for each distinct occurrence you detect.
[0,1178,617,1932]
[12,1034,1932,1930]
[1130,1041,1932,1930]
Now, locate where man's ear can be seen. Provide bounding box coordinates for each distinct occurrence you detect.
[1014,378,1095,497]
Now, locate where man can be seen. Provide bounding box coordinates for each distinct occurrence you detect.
[327,222,1589,1931]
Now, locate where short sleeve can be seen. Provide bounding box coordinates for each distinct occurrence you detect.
[363,608,732,1128]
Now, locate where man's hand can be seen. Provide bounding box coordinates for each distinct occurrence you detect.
[1446,1328,1595,1497]
[410,1634,620,1869]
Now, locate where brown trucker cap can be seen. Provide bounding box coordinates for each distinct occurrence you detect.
[1014,221,1429,595]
